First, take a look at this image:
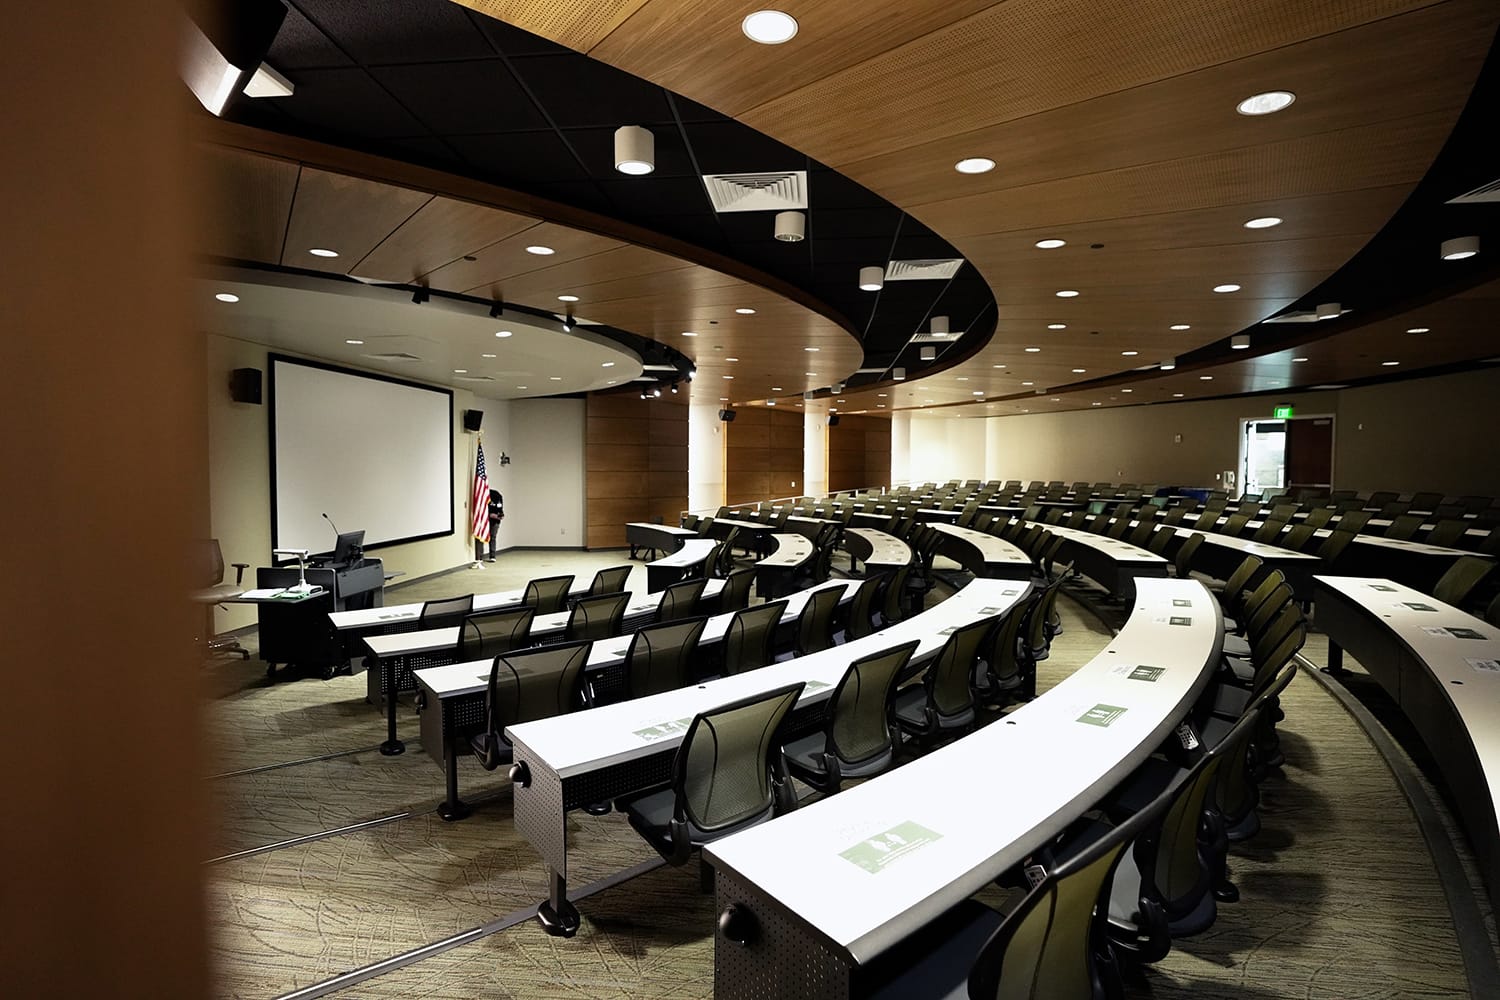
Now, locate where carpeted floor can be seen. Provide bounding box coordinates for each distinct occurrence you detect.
[202,549,1489,999]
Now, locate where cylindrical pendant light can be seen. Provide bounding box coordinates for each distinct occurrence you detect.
[1231,334,1251,349]
[774,211,805,242]
[930,315,949,336]
[1315,302,1341,320]
[919,346,936,361]
[613,125,654,175]
[1441,236,1480,260]
[859,266,884,291]
[1160,358,1176,371]
[893,367,906,380]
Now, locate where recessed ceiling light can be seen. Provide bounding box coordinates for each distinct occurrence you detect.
[1440,236,1480,260]
[742,9,798,44]
[1047,323,1067,330]
[1072,368,1087,373]
[1021,381,1034,386]
[1244,217,1283,229]
[454,369,467,374]
[771,386,782,391]
[482,353,496,358]
[973,391,985,396]
[1406,327,1430,334]
[1121,350,1138,357]
[681,331,697,337]
[517,385,528,389]
[525,245,555,255]
[1025,347,1041,353]
[1035,239,1066,249]
[214,292,239,303]
[954,157,996,174]
[877,393,887,397]
[308,248,339,258]
[601,362,615,368]
[1213,284,1241,293]
[723,375,734,380]
[805,346,819,352]
[1121,388,1133,393]
[345,339,363,345]
[1170,324,1191,331]
[558,294,580,302]
[837,399,846,403]
[495,330,513,338]
[1055,289,1080,298]
[877,404,886,408]
[1236,91,1295,116]
[1173,392,1185,398]
[1293,357,1309,362]
[1382,360,1400,366]
[956,377,969,381]
[1199,375,1214,380]
[549,375,561,380]
[735,307,756,315]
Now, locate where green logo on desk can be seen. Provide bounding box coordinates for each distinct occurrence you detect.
[1128,666,1165,682]
[1171,599,1192,608]
[1078,704,1128,727]
[840,821,943,874]
[1169,616,1192,626]
[633,717,693,742]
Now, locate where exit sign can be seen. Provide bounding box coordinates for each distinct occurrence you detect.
[1272,405,1295,419]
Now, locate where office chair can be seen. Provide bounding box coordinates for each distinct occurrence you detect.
[1280,523,1317,552]
[1384,513,1426,541]
[876,563,912,627]
[718,566,755,613]
[1425,519,1470,548]
[610,616,708,703]
[973,602,1028,708]
[192,538,249,659]
[583,564,632,599]
[619,682,804,874]
[522,575,574,615]
[457,606,535,661]
[1250,518,1287,545]
[893,614,996,742]
[1147,526,1175,556]
[1336,509,1372,533]
[419,594,475,630]
[794,584,842,656]
[470,639,592,771]
[841,572,887,642]
[656,577,706,623]
[1302,506,1334,529]
[563,591,629,642]
[1486,591,1500,628]
[720,600,789,675]
[785,640,919,796]
[1432,556,1494,608]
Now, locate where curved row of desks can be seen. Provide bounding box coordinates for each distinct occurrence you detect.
[927,522,1032,580]
[1043,523,1169,599]
[500,577,1036,932]
[1314,575,1500,908]
[705,577,1223,996]
[841,527,913,574]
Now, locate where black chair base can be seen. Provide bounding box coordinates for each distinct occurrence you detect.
[437,799,471,822]
[537,898,581,937]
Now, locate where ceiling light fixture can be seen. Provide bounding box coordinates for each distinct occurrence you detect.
[1231,334,1251,349]
[859,266,884,291]
[774,211,805,242]
[1406,327,1430,334]
[681,330,697,337]
[893,368,906,380]
[742,9,798,44]
[1035,239,1066,249]
[1441,236,1480,260]
[613,125,655,175]
[558,294,579,302]
[345,339,363,345]
[954,157,996,174]
[736,307,756,315]
[453,369,467,374]
[804,346,819,352]
[1121,350,1138,357]
[1236,91,1295,116]
[1170,324,1191,331]
[1213,283,1241,293]
[1024,347,1041,353]
[179,0,286,115]
[1199,375,1214,381]
[1055,289,1079,298]
[1047,323,1066,330]
[1382,360,1400,367]
[1021,381,1034,387]
[920,346,937,361]
[1244,217,1283,229]
[495,330,512,338]
[489,302,505,319]
[992,364,1006,369]
[561,317,573,332]
[1293,357,1309,362]
[484,354,498,359]
[1072,368,1087,373]
[525,245,554,256]
[214,292,239,303]
[973,391,985,396]
[1121,388,1133,393]
[1173,392,1184,398]
[1316,302,1342,320]
[309,248,339,258]
[930,315,949,336]
[411,288,430,304]
[1160,358,1176,370]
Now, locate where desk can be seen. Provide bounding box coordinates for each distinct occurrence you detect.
[755,533,815,599]
[646,538,720,592]
[1315,530,1492,593]
[255,559,385,677]
[915,507,963,523]
[1166,525,1321,600]
[626,522,697,560]
[704,578,1221,996]
[1045,524,1169,599]
[328,579,593,633]
[927,523,1032,580]
[1315,576,1500,908]
[500,578,1033,934]
[842,527,912,574]
[786,515,840,541]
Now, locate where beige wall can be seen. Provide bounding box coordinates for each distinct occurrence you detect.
[898,364,1500,496]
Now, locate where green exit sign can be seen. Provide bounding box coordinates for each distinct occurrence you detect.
[1272,405,1295,419]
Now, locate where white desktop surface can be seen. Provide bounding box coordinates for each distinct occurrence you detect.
[704,578,1219,964]
[760,532,814,568]
[502,579,1030,780]
[929,523,1032,566]
[844,527,912,566]
[625,522,697,537]
[1169,525,1319,560]
[1044,525,1168,565]
[650,538,719,569]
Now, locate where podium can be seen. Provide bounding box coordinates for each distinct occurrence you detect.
[256,559,385,678]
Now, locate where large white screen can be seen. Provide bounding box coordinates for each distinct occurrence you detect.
[271,357,453,554]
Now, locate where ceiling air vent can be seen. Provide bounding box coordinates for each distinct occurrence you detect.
[1447,177,1500,204]
[885,259,965,281]
[453,374,495,382]
[910,330,964,343]
[1262,307,1351,324]
[364,351,422,362]
[702,171,808,213]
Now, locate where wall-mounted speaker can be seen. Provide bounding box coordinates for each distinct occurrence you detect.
[229,368,262,404]
[718,409,737,422]
[827,414,841,427]
[462,409,483,432]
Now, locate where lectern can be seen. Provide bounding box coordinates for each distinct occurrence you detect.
[256,558,385,678]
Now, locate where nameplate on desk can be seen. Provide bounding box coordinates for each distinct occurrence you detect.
[839,821,943,875]
[633,717,694,742]
[978,606,1004,614]
[937,625,959,636]
[1467,658,1500,673]
[1109,664,1165,683]
[1423,626,1488,640]
[1399,602,1438,612]
[1366,583,1398,592]
[1171,598,1193,608]
[1077,704,1128,728]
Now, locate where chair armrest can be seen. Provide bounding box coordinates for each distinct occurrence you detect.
[231,562,249,585]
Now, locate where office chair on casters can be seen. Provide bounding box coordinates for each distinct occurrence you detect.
[1433,556,1494,608]
[522,575,575,615]
[720,600,789,676]
[619,682,804,890]
[793,584,842,656]
[893,614,996,744]
[563,591,629,642]
[581,565,631,601]
[657,577,707,623]
[786,640,918,796]
[192,539,250,660]
[457,606,536,661]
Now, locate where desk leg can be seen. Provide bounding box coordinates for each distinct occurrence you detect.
[437,737,470,821]
[380,655,406,755]
[537,868,580,937]
[1321,640,1347,677]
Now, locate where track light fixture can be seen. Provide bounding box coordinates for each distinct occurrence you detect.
[774,211,805,242]
[893,367,906,380]
[411,287,430,304]
[920,346,936,361]
[859,266,884,291]
[561,314,573,332]
[489,301,504,319]
[670,383,679,394]
[613,125,655,175]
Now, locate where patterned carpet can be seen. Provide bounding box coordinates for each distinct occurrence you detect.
[202,550,1488,999]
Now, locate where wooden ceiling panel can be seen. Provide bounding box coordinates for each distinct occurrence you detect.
[280,168,433,274]
[193,144,298,262]
[738,0,1450,165]
[354,195,539,284]
[839,2,1491,206]
[424,222,624,296]
[454,0,651,51]
[460,244,693,302]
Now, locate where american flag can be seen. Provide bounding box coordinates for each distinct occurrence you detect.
[472,442,490,544]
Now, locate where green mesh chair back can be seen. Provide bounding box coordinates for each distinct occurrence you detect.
[696,515,714,536]
[796,585,842,655]
[1459,495,1493,515]
[825,640,918,768]
[719,567,755,612]
[957,502,981,527]
[1281,523,1317,552]
[1336,509,1371,533]
[1411,491,1444,510]
[681,514,700,532]
[1384,513,1426,541]
[587,564,632,597]
[688,542,723,582]
[722,600,788,675]
[1190,508,1221,531]
[1026,568,1071,656]
[922,614,995,720]
[967,771,1175,1000]
[1127,517,1156,548]
[1433,556,1494,608]
[624,616,708,699]
[1105,513,1131,539]
[1486,592,1500,628]
[523,575,574,615]
[880,563,911,625]
[846,573,886,640]
[773,509,791,528]
[973,511,995,532]
[564,591,629,642]
[1065,510,1089,528]
[1219,555,1265,607]
[1245,611,1307,696]
[675,682,803,834]
[1173,532,1204,578]
[1251,518,1288,545]
[1315,527,1355,565]
[977,601,1028,700]
[1425,519,1469,548]
[1378,500,1411,519]
[658,577,706,623]
[1160,506,1188,527]
[1242,579,1294,640]
[418,593,475,630]
[1147,526,1174,556]
[717,528,741,575]
[1214,662,1299,826]
[1303,507,1334,529]
[1220,512,1252,537]
[457,606,535,661]
[472,639,592,770]
[1482,530,1500,556]
[1084,513,1110,535]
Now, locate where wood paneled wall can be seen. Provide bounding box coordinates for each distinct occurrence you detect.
[726,407,803,504]
[829,415,892,492]
[586,394,688,549]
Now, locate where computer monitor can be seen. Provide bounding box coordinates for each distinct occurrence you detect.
[331,530,364,566]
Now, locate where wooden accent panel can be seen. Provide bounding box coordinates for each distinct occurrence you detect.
[725,408,803,505]
[280,168,432,274]
[586,395,688,549]
[830,415,892,493]
[455,0,651,51]
[194,145,298,262]
[354,195,538,284]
